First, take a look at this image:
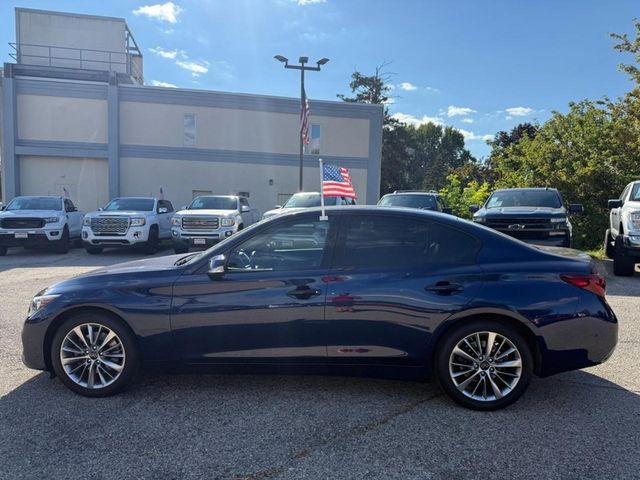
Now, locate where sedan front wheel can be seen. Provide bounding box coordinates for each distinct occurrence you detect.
[51,313,139,397]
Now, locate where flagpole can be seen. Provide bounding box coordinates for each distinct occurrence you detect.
[319,158,327,221]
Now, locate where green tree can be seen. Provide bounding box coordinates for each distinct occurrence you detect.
[439,174,491,219]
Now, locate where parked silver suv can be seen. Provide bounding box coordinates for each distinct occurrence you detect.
[606,180,640,276]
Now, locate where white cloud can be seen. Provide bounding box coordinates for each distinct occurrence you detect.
[149,46,180,59]
[458,129,493,141]
[461,118,474,124]
[505,106,533,117]
[150,80,177,88]
[292,0,326,5]
[447,105,477,117]
[133,2,182,23]
[399,82,417,91]
[391,113,444,127]
[176,59,209,76]
[425,86,440,93]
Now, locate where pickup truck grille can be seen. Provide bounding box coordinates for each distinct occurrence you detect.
[1,217,45,229]
[485,218,554,240]
[182,217,219,230]
[91,217,129,235]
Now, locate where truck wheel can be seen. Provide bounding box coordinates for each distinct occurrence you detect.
[54,228,70,254]
[85,245,103,255]
[613,236,636,276]
[0,246,7,256]
[143,226,159,255]
[604,229,615,259]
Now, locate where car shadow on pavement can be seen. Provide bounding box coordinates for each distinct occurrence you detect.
[1,369,639,479]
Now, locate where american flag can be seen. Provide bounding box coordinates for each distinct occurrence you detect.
[300,86,310,145]
[322,163,356,198]
[63,187,70,199]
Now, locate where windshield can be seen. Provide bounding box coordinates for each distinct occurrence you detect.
[378,194,437,209]
[189,196,237,210]
[486,190,562,209]
[104,198,155,211]
[631,184,640,202]
[283,194,338,208]
[6,197,61,211]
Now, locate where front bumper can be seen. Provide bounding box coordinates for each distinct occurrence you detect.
[172,227,236,249]
[82,226,149,246]
[21,313,51,371]
[0,227,64,247]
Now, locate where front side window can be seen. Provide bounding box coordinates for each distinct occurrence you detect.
[333,215,479,270]
[227,218,333,272]
[6,197,62,211]
[158,200,174,213]
[104,198,155,211]
[189,197,237,210]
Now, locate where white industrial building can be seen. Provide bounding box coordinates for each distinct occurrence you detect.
[1,8,383,213]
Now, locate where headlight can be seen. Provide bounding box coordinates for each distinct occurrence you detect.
[221,218,235,227]
[83,216,91,226]
[171,217,181,226]
[628,212,640,231]
[551,217,568,229]
[44,216,61,224]
[130,217,146,227]
[29,294,60,315]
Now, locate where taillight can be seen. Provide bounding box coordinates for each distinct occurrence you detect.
[561,274,607,297]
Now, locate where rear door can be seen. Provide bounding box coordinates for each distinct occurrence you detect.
[324,212,484,366]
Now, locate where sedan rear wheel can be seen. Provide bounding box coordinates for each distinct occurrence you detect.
[51,313,139,397]
[436,321,532,410]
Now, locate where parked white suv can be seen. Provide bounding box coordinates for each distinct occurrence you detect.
[82,197,175,254]
[606,180,640,276]
[171,195,258,253]
[0,196,83,255]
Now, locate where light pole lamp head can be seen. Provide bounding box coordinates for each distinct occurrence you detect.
[298,56,309,64]
[274,55,288,64]
[316,57,330,66]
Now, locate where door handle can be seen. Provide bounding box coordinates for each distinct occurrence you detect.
[287,286,322,300]
[425,281,464,295]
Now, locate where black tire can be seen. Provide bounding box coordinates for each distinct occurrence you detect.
[85,245,103,255]
[435,320,533,411]
[143,226,160,255]
[0,246,7,256]
[562,237,571,248]
[50,312,140,397]
[604,229,615,259]
[613,236,635,276]
[54,227,69,254]
[238,224,244,231]
[174,246,189,254]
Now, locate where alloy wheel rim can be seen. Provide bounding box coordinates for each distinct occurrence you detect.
[60,323,126,389]
[449,331,522,402]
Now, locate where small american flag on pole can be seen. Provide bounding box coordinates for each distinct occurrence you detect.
[300,86,310,145]
[322,163,356,198]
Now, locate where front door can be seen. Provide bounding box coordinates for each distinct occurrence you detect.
[324,213,484,366]
[170,215,336,363]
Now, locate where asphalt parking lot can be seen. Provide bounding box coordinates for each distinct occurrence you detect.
[1,247,639,480]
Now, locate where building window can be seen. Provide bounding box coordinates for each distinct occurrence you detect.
[305,123,320,155]
[184,113,196,147]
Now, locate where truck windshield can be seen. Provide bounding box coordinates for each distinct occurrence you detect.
[486,190,562,209]
[378,194,437,209]
[283,194,339,208]
[6,197,61,211]
[189,197,237,210]
[104,198,155,211]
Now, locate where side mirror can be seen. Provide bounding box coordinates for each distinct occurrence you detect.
[0,205,6,211]
[568,203,584,214]
[207,254,226,280]
[241,205,250,213]
[158,207,168,214]
[608,199,622,209]
[469,205,480,213]
[181,205,187,210]
[98,207,103,211]
[442,207,453,215]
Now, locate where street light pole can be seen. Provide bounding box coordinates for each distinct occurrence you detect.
[274,55,330,192]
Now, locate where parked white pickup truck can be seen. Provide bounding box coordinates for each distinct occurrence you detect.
[0,196,84,255]
[171,195,259,253]
[82,197,175,254]
[606,180,640,276]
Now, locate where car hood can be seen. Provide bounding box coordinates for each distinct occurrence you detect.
[177,209,237,216]
[478,206,565,218]
[0,209,61,218]
[87,211,150,217]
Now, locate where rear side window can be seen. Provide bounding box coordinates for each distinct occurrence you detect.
[333,215,480,269]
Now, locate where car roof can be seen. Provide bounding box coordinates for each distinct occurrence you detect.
[386,191,440,196]
[272,205,457,222]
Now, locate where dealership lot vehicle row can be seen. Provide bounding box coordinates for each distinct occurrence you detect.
[0,250,639,479]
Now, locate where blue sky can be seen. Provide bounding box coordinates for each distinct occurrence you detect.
[1,0,638,158]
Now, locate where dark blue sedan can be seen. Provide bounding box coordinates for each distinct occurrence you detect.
[21,207,617,410]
